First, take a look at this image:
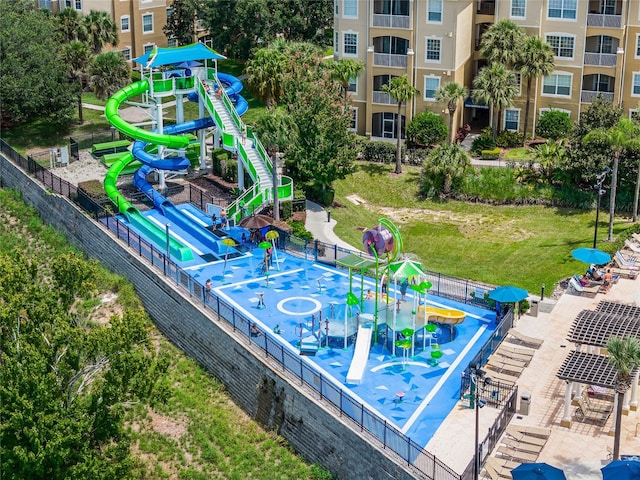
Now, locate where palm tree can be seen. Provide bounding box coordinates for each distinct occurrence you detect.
[427,143,471,195]
[81,10,118,54]
[381,75,419,174]
[62,41,93,123]
[472,64,519,142]
[479,19,525,67]
[253,108,298,221]
[533,139,566,183]
[606,336,640,460]
[435,82,468,143]
[329,58,365,103]
[88,51,131,101]
[584,119,640,240]
[56,8,85,43]
[246,47,286,109]
[516,36,555,145]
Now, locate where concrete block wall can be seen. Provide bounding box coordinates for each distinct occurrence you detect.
[0,155,423,480]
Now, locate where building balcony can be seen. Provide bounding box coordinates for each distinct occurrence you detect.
[373,53,408,68]
[581,90,614,103]
[476,0,495,15]
[372,14,411,29]
[372,91,398,104]
[584,52,617,67]
[587,13,622,28]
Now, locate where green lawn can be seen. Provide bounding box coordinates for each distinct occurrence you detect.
[332,162,635,294]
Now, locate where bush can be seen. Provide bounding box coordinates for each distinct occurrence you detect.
[470,128,495,155]
[288,220,313,241]
[455,123,471,143]
[481,148,501,160]
[211,148,230,176]
[536,109,573,140]
[304,184,334,206]
[281,200,293,220]
[406,148,430,166]
[406,111,447,148]
[223,159,238,183]
[495,130,524,148]
[361,141,397,163]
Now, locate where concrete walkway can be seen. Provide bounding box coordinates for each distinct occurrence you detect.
[304,200,358,251]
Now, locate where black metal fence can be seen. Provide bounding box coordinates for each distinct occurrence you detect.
[1,137,512,480]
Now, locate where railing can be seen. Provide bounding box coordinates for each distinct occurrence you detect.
[372,13,410,29]
[373,91,396,105]
[584,52,617,67]
[581,90,614,103]
[587,13,622,28]
[476,0,495,15]
[373,53,408,68]
[1,137,504,480]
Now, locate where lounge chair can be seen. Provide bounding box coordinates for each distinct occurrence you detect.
[505,424,551,438]
[611,262,639,279]
[568,276,601,297]
[624,239,640,254]
[574,397,612,427]
[507,329,544,348]
[633,233,640,243]
[486,370,519,386]
[615,251,639,268]
[484,462,511,480]
[495,345,534,364]
[505,430,548,447]
[496,344,535,359]
[501,437,544,454]
[491,353,527,369]
[496,445,538,463]
[486,359,524,376]
[486,456,520,471]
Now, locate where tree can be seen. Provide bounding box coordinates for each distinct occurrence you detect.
[479,19,525,67]
[406,111,447,148]
[472,64,518,142]
[536,109,573,141]
[381,75,419,174]
[584,118,640,240]
[88,51,131,101]
[163,0,202,46]
[253,108,298,221]
[62,41,93,123]
[0,0,75,126]
[329,58,365,103]
[421,142,471,196]
[533,140,566,183]
[56,7,85,43]
[435,82,468,143]
[81,10,118,55]
[606,336,640,460]
[246,45,287,109]
[516,36,555,145]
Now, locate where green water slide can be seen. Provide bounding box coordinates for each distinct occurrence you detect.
[103,80,194,262]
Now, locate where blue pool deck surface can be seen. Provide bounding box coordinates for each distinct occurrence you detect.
[121,204,498,448]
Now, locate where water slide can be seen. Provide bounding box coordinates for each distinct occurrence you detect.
[217,72,248,116]
[346,324,374,385]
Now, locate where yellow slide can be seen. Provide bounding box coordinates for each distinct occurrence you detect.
[417,306,465,337]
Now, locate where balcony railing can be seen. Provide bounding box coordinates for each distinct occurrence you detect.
[587,13,622,28]
[581,90,614,103]
[372,14,410,29]
[476,0,495,15]
[584,52,617,66]
[373,52,408,68]
[372,91,403,105]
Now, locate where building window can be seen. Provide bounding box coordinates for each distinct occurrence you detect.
[121,47,131,61]
[343,32,357,55]
[335,0,338,15]
[504,109,520,130]
[630,109,639,120]
[350,108,358,130]
[546,34,574,58]
[143,43,154,54]
[424,76,441,100]
[513,73,522,96]
[343,0,357,17]
[427,0,442,22]
[372,112,405,139]
[425,37,441,62]
[74,0,81,9]
[633,73,640,96]
[167,38,177,47]
[636,35,640,57]
[348,78,357,93]
[120,16,130,33]
[511,0,525,17]
[543,73,572,96]
[548,0,576,19]
[142,14,153,33]
[334,31,339,53]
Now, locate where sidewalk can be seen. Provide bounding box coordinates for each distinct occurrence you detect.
[304,200,358,251]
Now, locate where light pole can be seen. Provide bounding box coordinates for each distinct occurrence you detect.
[593,167,610,248]
[471,365,491,480]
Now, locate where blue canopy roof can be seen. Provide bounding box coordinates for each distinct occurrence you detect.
[133,43,225,68]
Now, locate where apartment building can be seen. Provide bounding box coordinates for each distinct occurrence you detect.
[334,0,640,140]
[38,0,174,61]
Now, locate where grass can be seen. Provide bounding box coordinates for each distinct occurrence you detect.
[332,162,636,294]
[0,188,332,480]
[502,147,534,162]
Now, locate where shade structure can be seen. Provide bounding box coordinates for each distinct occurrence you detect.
[571,247,611,265]
[511,462,566,480]
[239,214,274,229]
[389,259,425,280]
[601,460,640,480]
[173,60,202,68]
[221,237,236,271]
[488,285,529,303]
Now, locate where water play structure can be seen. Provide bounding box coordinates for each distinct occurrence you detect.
[103,43,293,259]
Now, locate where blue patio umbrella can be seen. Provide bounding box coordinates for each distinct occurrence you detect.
[511,462,566,480]
[487,285,529,303]
[601,460,640,480]
[571,247,611,265]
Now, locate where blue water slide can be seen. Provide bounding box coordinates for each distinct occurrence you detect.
[217,72,248,115]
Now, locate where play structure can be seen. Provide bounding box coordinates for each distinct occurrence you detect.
[102,43,293,260]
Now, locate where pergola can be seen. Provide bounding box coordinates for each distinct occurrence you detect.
[557,301,640,429]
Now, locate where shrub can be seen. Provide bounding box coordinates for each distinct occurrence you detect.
[289,220,313,241]
[223,159,238,183]
[455,123,471,143]
[406,148,429,166]
[470,128,495,155]
[281,200,293,220]
[362,141,397,163]
[536,109,573,140]
[406,111,447,148]
[495,130,524,148]
[481,148,501,160]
